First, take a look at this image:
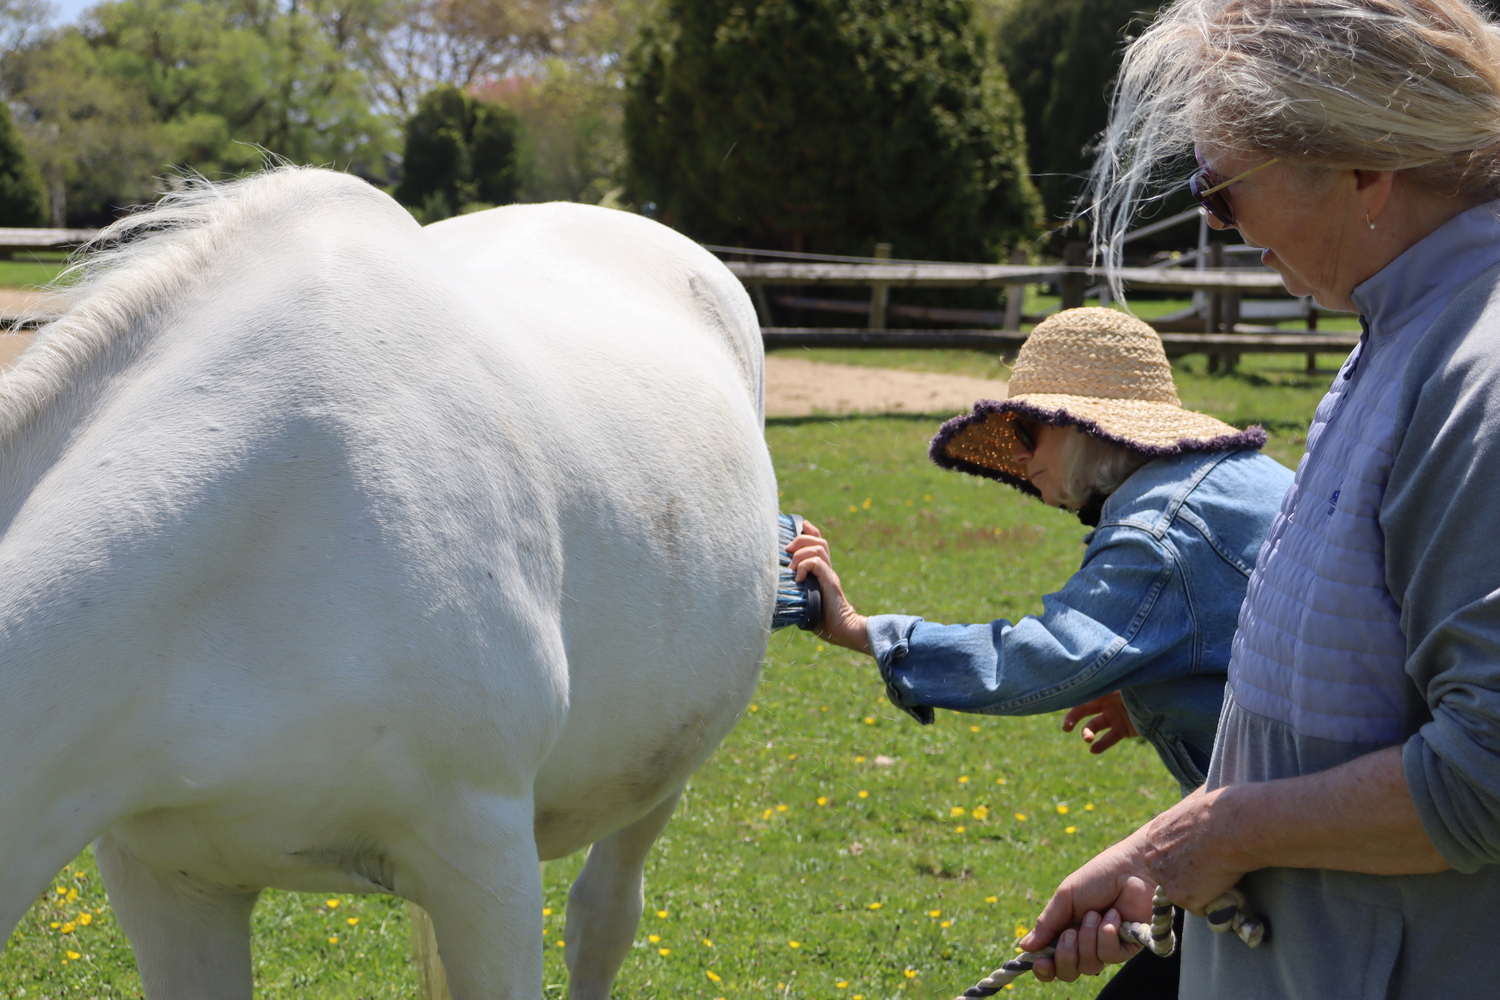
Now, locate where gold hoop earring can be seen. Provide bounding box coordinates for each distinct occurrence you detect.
[1366,212,1377,230]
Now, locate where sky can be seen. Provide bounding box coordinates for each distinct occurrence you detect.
[45,0,91,25]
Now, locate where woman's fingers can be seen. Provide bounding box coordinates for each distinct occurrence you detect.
[1061,696,1107,733]
[1086,725,1128,754]
[1074,910,1104,976]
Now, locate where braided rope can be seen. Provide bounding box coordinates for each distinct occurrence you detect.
[952,885,1267,998]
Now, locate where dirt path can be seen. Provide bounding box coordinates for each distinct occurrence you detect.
[765,356,1006,418]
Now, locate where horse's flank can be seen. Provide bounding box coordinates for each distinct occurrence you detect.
[0,167,776,997]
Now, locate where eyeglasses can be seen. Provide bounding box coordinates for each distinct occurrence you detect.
[1013,418,1038,451]
[1188,157,1280,227]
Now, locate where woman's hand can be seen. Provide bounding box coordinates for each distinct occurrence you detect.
[785,521,871,653]
[1061,692,1138,755]
[1024,786,1250,981]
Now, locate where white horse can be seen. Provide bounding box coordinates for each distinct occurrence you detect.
[0,167,777,999]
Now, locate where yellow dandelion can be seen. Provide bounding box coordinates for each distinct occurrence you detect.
[763,808,774,820]
[1085,803,1095,811]
[703,938,713,947]
[958,775,970,784]
[868,902,883,910]
[326,899,340,909]
[706,970,722,982]
[1014,813,1027,821]
[862,498,873,509]
[854,755,866,763]
[855,995,865,999]
[55,888,67,899]
[904,968,917,979]
[66,888,78,903]
[972,806,990,820]
[328,936,339,944]
[750,704,759,712]
[788,940,802,949]
[858,790,869,799]
[1005,985,1015,991]
[906,500,914,506]
[776,804,788,813]
[985,896,999,903]
[659,947,671,956]
[49,922,60,929]
[1066,826,1078,833]
[556,940,566,948]
[788,753,798,760]
[817,796,829,806]
[65,950,80,960]
[61,922,75,934]
[941,920,952,928]
[1015,925,1029,938]
[928,909,942,918]
[836,981,849,989]
[969,725,980,732]
[955,825,967,833]
[863,716,876,725]
[544,929,549,935]
[657,910,669,918]
[847,504,858,512]
[950,806,967,818]
[924,494,932,501]
[77,913,93,926]
[1056,804,1070,815]
[649,935,661,944]
[996,777,1007,785]
[543,907,553,916]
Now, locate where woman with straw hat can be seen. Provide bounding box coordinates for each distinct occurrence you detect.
[788,306,1291,996]
[1014,0,1500,995]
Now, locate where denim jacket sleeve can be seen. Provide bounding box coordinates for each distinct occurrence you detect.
[868,523,1192,724]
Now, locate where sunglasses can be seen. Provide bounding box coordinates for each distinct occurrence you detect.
[1188,157,1280,227]
[1013,418,1038,451]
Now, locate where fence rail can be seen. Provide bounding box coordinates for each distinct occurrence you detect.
[726,261,1286,293]
[0,228,98,254]
[761,327,1359,356]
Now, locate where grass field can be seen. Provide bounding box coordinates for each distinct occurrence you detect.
[0,255,70,290]
[0,354,1327,1000]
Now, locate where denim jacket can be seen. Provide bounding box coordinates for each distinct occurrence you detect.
[867,449,1292,792]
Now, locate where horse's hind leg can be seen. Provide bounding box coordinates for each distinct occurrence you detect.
[564,790,681,1000]
[94,832,260,1000]
[408,793,544,1000]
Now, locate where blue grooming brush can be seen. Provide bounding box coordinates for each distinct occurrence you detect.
[773,513,823,631]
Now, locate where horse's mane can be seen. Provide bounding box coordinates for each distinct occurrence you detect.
[0,166,366,447]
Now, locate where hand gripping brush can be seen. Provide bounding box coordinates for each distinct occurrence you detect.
[772,513,823,631]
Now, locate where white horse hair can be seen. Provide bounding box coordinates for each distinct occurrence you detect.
[0,166,778,999]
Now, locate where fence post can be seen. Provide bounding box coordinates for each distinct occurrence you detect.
[1003,246,1026,332]
[1060,242,1087,310]
[869,242,891,330]
[1206,242,1224,373]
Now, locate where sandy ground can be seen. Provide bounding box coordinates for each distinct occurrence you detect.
[0,318,1008,418]
[764,356,1005,418]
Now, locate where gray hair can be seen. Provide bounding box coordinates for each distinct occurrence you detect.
[1053,426,1150,508]
[1087,0,1500,278]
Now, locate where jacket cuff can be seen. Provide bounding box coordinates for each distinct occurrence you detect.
[1403,730,1487,874]
[868,614,934,725]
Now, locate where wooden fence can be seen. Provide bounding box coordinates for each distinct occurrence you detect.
[725,259,1359,367]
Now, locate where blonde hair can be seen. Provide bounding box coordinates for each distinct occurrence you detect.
[1088,0,1500,275]
[1054,426,1150,508]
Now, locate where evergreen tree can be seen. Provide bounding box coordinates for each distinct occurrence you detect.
[623,0,1041,261]
[396,85,520,222]
[996,0,1157,219]
[0,98,45,226]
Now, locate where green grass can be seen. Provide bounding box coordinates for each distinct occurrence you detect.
[1,358,1327,999]
[0,254,69,290]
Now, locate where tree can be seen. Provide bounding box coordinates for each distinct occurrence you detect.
[623,0,1041,262]
[995,0,1157,219]
[0,99,46,226]
[394,84,519,220]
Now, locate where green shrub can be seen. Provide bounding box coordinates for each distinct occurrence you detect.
[395,85,520,223]
[624,0,1042,261]
[0,100,46,227]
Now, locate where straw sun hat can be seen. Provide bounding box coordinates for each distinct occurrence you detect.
[929,307,1265,496]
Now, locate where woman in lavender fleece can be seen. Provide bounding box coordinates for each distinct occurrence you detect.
[789,306,1292,997]
[1015,0,1500,996]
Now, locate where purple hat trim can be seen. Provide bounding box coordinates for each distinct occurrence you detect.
[928,398,1268,497]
